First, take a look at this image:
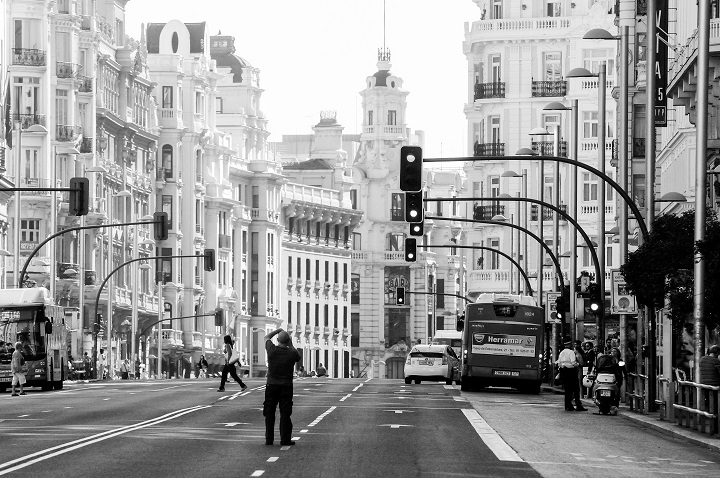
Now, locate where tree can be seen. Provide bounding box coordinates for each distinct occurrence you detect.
[620,208,720,330]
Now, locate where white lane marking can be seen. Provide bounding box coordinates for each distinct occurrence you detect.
[379,424,413,429]
[339,394,351,402]
[218,422,249,427]
[364,377,372,383]
[300,430,308,433]
[352,384,363,392]
[462,409,523,462]
[307,406,336,427]
[0,405,211,475]
[18,415,29,418]
[149,384,194,392]
[251,471,264,477]
[385,410,414,414]
[267,457,278,462]
[292,436,300,440]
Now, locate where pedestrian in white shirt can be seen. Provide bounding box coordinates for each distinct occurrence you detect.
[557,340,587,412]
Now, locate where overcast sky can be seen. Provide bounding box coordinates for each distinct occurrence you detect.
[125,0,480,159]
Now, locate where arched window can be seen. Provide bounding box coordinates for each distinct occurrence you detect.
[161,145,173,179]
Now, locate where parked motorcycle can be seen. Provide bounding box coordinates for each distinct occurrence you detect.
[582,361,624,415]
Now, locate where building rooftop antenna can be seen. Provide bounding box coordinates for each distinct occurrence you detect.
[378,0,391,62]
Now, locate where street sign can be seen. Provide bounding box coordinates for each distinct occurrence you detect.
[610,269,637,314]
[545,291,561,323]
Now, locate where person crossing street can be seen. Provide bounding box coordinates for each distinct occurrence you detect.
[557,340,587,412]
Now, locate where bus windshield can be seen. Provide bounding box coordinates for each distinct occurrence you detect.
[0,308,44,360]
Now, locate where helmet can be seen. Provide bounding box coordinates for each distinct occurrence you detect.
[582,375,594,388]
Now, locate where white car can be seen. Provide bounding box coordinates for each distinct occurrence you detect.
[404,344,460,385]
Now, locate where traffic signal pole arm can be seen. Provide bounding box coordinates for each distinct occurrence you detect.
[137,312,215,340]
[93,252,203,333]
[429,197,602,292]
[423,155,649,242]
[425,215,565,298]
[19,218,159,289]
[421,244,534,296]
[404,290,472,303]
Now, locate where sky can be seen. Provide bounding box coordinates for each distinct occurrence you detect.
[125,0,481,159]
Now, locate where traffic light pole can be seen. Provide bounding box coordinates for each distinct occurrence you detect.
[421,244,534,296]
[18,218,159,289]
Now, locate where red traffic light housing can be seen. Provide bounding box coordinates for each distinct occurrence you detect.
[396,287,405,305]
[153,212,169,241]
[214,307,225,326]
[404,238,417,262]
[69,177,89,216]
[204,248,216,272]
[400,146,423,192]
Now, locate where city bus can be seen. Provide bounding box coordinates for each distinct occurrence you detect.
[458,293,544,394]
[0,288,67,392]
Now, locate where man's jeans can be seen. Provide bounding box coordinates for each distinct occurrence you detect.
[263,384,294,443]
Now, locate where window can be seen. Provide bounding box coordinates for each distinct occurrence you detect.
[491,0,503,19]
[368,110,373,125]
[387,233,405,251]
[582,173,598,202]
[543,114,561,133]
[632,174,646,208]
[252,186,259,208]
[473,242,484,270]
[306,259,311,281]
[350,189,358,209]
[490,55,501,82]
[160,247,173,284]
[161,195,173,228]
[436,279,445,309]
[162,86,173,109]
[544,175,554,203]
[388,110,397,125]
[288,257,292,277]
[390,193,404,221]
[324,261,329,282]
[546,0,561,16]
[296,258,301,278]
[583,49,615,77]
[215,97,223,114]
[489,238,500,269]
[55,89,68,127]
[22,149,39,181]
[20,219,40,244]
[352,232,361,250]
[351,313,360,347]
[490,116,501,143]
[543,52,562,81]
[583,112,599,139]
[161,145,173,178]
[195,91,204,114]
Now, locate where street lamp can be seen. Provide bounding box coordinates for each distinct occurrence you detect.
[529,127,552,306]
[129,222,154,378]
[500,173,528,294]
[138,261,152,373]
[567,62,608,347]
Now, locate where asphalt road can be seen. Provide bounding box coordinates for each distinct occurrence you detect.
[0,378,718,478]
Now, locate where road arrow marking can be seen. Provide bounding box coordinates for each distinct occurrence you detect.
[218,422,249,427]
[384,410,415,414]
[379,424,414,429]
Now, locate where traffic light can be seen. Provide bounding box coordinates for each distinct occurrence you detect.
[69,177,89,216]
[396,287,405,305]
[555,295,566,320]
[214,307,225,326]
[153,212,169,241]
[204,248,216,272]
[94,313,104,335]
[409,221,424,236]
[405,192,424,223]
[400,146,423,192]
[589,291,602,313]
[404,238,417,262]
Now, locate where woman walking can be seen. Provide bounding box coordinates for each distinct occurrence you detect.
[218,335,248,392]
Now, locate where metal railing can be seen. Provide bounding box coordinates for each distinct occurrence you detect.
[473,142,504,157]
[531,80,567,97]
[79,76,93,92]
[13,113,46,129]
[674,380,719,436]
[12,48,46,67]
[474,82,505,100]
[56,61,82,79]
[532,141,568,157]
[472,204,505,220]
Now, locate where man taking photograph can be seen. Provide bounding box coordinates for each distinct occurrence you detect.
[263,328,300,446]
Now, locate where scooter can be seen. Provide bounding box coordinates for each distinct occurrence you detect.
[582,361,624,416]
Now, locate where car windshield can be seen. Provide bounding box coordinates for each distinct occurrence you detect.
[410,352,443,358]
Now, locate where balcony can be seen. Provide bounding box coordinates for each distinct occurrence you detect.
[473,142,504,157]
[80,137,93,154]
[78,76,93,93]
[632,137,646,158]
[531,80,567,97]
[218,234,231,249]
[56,125,80,142]
[13,113,46,130]
[12,48,46,67]
[473,204,505,221]
[474,82,505,100]
[56,62,82,79]
[531,204,568,221]
[531,141,567,157]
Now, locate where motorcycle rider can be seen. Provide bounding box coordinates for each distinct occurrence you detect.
[594,347,622,409]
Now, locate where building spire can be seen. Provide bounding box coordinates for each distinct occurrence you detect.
[377,0,391,66]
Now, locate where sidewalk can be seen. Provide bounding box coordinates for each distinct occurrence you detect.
[542,384,720,453]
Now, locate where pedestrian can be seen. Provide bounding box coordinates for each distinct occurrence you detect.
[297,365,307,377]
[699,345,720,386]
[557,340,587,411]
[120,359,130,379]
[97,348,107,380]
[581,341,596,398]
[83,352,92,379]
[263,328,300,446]
[10,342,27,396]
[316,363,327,377]
[135,359,141,379]
[574,341,585,400]
[218,335,248,392]
[198,354,208,379]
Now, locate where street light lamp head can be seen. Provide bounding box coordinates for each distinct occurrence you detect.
[58,147,81,155]
[515,148,537,156]
[657,192,687,202]
[583,28,619,40]
[496,193,512,199]
[491,214,507,222]
[543,101,570,111]
[566,67,596,78]
[114,190,132,198]
[529,127,551,136]
[501,170,521,177]
[86,166,107,174]
[141,238,156,246]
[139,263,152,271]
